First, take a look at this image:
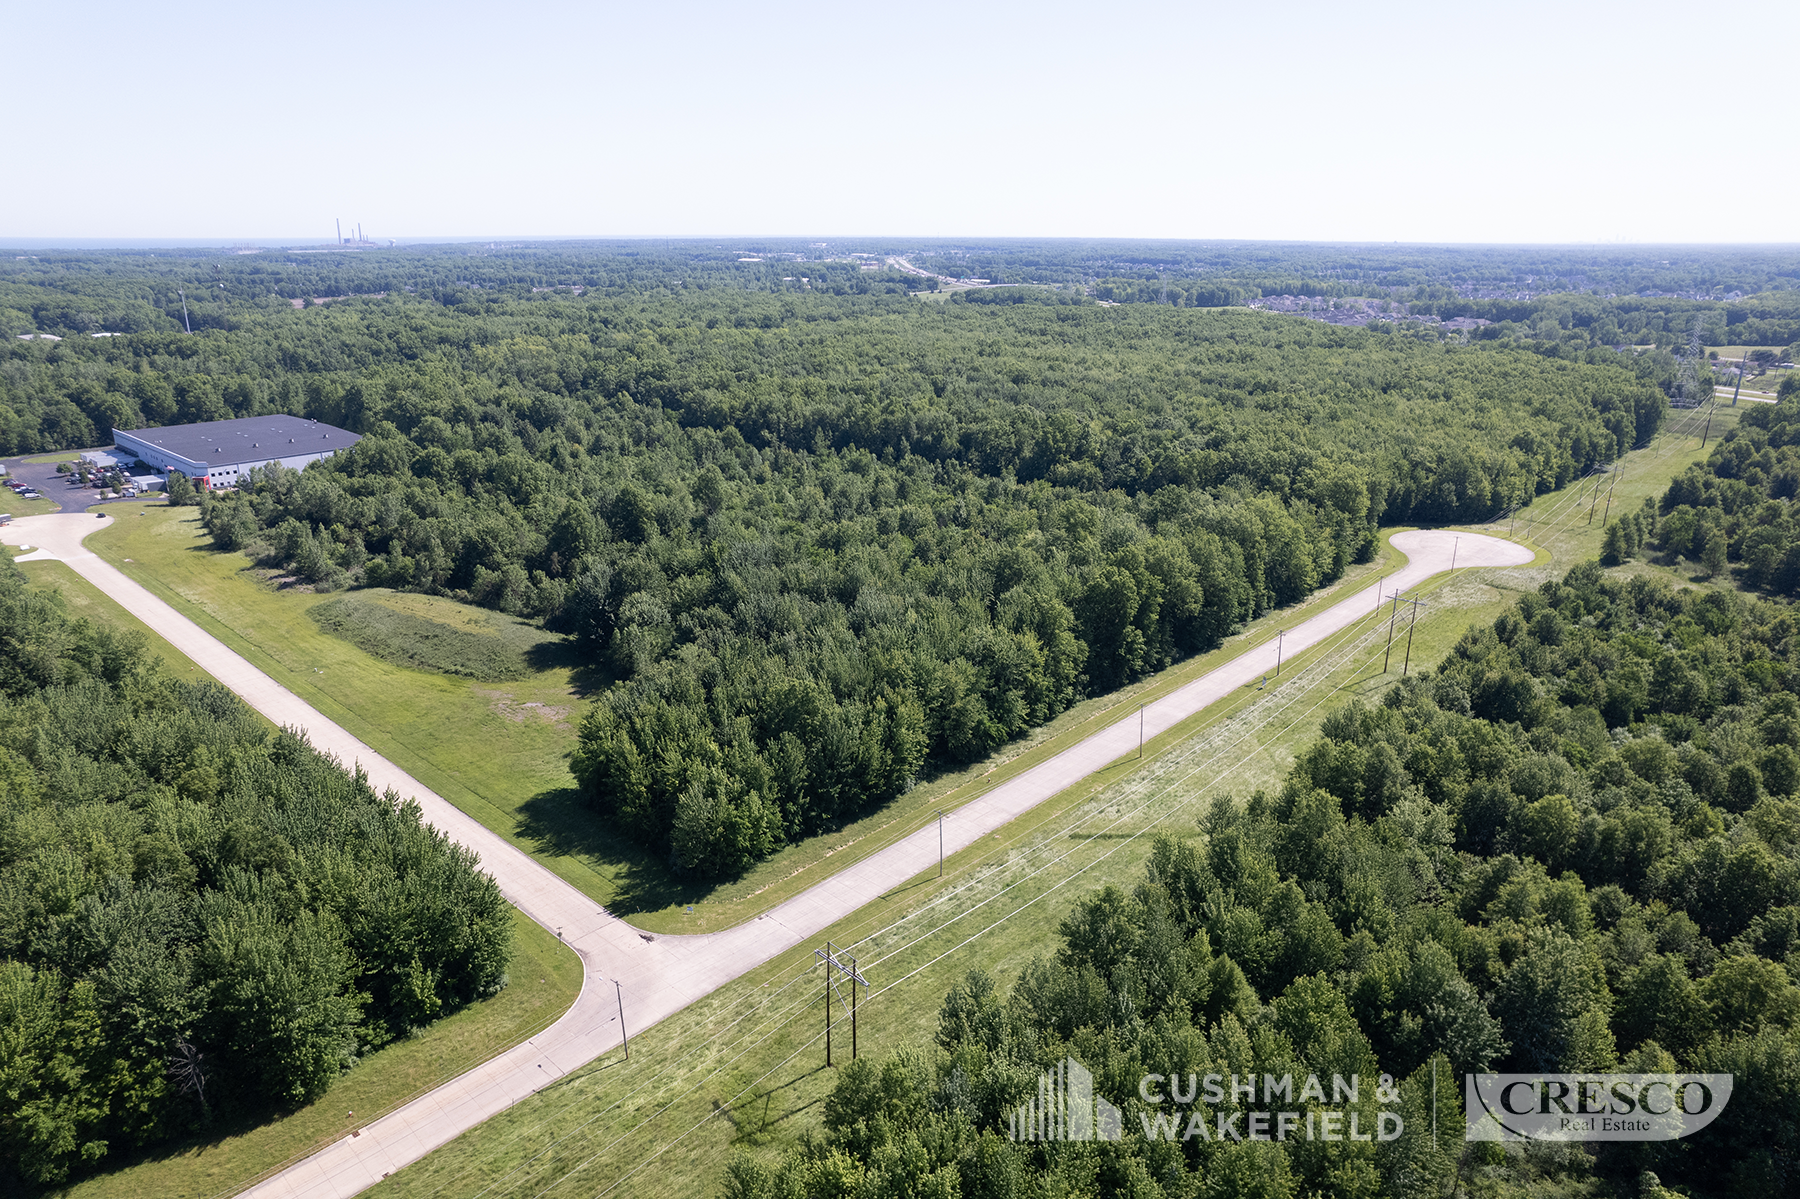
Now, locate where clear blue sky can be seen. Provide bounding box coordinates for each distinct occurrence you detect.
[4,0,1793,244]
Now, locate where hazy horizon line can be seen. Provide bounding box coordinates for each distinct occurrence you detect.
[6,236,1800,252]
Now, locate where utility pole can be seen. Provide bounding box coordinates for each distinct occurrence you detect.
[1374,575,1385,617]
[1702,397,1717,447]
[1602,468,1620,525]
[1587,473,1604,525]
[815,942,867,1065]
[1383,591,1403,672]
[1401,596,1427,676]
[1275,630,1286,676]
[615,980,629,1060]
[1138,703,1145,760]
[1731,353,1746,407]
[822,943,833,1066]
[849,949,861,1060]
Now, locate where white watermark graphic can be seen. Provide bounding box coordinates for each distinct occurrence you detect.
[1137,1071,1403,1143]
[1465,1073,1733,1142]
[1008,1062,1735,1147]
[1008,1057,1123,1142]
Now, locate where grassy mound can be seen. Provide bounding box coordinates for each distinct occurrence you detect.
[310,593,542,680]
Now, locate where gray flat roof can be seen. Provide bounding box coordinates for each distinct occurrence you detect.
[113,415,361,466]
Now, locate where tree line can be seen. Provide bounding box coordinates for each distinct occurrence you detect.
[724,564,1800,1199]
[0,560,513,1188]
[1605,390,1800,594]
[171,297,1671,877]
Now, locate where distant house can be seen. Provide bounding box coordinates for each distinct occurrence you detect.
[111,414,361,491]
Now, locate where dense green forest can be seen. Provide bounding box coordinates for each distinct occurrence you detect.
[159,294,1666,876]
[0,244,1695,874]
[0,560,513,1187]
[2,240,1793,457]
[724,565,1800,1199]
[894,241,1800,299]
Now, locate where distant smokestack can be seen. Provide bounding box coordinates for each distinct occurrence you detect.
[336,218,342,245]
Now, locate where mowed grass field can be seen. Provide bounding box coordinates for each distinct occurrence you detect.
[2,489,64,516]
[84,505,655,910]
[39,403,1735,1199]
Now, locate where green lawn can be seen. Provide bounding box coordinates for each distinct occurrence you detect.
[85,503,660,912]
[2,490,65,516]
[16,559,212,679]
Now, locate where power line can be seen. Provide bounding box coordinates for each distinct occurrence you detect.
[578,615,1411,1199]
[515,596,1418,1199]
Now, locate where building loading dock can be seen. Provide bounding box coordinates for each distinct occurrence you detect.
[111,415,361,490]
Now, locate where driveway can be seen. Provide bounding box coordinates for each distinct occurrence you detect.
[2,513,1530,1197]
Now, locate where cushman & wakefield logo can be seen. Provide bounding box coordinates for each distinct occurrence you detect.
[1136,1070,1404,1143]
[1465,1074,1732,1142]
[1009,1058,1123,1142]
[1009,1062,1733,1147]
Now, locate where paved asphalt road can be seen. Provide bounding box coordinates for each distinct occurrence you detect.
[2,514,1531,1197]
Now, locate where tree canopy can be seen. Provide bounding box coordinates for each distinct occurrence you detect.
[727,565,1800,1199]
[0,560,512,1187]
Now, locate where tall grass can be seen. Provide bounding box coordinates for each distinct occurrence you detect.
[310,595,536,681]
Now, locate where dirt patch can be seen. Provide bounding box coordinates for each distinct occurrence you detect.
[475,689,572,724]
[249,568,319,593]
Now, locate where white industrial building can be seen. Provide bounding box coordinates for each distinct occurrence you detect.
[111,415,361,490]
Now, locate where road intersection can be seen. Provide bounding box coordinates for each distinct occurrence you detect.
[2,513,1531,1197]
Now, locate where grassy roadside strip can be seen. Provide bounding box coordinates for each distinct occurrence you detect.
[364,416,1736,1199]
[9,559,587,1199]
[15,558,213,680]
[1,491,63,516]
[1464,400,1744,580]
[362,555,1521,1199]
[54,914,581,1199]
[84,505,608,898]
[83,503,1418,934]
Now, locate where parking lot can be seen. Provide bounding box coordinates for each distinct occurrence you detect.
[3,448,160,514]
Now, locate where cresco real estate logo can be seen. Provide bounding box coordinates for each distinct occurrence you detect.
[1465,1074,1732,1142]
[1009,1061,1734,1146]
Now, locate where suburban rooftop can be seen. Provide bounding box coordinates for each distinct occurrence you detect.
[113,414,361,465]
